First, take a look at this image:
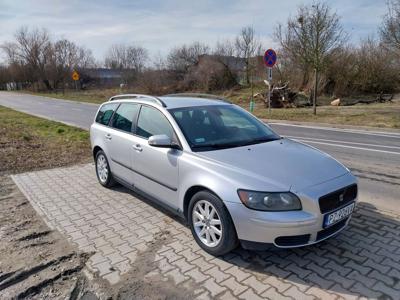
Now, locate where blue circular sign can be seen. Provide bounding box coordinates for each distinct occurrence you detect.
[264,49,277,67]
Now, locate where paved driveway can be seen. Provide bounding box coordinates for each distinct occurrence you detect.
[12,164,400,300]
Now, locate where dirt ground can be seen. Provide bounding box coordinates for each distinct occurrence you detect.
[0,107,194,299]
[0,176,91,299]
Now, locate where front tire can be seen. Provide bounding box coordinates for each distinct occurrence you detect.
[188,191,238,256]
[95,150,115,188]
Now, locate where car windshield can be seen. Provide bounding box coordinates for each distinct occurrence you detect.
[169,105,280,152]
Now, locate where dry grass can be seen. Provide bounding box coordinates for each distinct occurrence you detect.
[0,105,91,175]
[221,86,400,129]
[26,88,121,104]
[252,103,400,129]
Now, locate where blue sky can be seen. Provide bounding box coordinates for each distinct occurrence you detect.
[0,0,387,62]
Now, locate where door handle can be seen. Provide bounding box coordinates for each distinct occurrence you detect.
[105,134,112,140]
[132,144,143,152]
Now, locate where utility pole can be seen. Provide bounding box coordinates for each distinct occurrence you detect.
[263,49,277,115]
[250,65,254,112]
[313,68,317,115]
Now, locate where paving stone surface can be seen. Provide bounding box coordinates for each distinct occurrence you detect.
[12,164,400,300]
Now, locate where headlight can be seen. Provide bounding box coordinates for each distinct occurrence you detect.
[237,190,302,211]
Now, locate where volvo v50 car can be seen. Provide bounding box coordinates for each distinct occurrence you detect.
[90,94,358,255]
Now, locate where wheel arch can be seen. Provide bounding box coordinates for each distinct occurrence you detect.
[93,145,103,159]
[183,185,235,225]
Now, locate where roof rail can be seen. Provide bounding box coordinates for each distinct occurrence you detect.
[108,94,167,107]
[163,93,232,104]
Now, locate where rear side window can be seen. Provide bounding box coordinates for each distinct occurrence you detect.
[96,103,118,126]
[111,103,139,133]
[136,106,174,139]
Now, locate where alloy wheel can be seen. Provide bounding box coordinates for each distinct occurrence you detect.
[192,200,223,247]
[96,154,108,183]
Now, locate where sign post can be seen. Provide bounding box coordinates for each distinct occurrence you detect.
[72,71,80,91]
[263,49,277,114]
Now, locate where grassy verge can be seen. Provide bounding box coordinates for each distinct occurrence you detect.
[250,101,400,129]
[25,89,117,104]
[22,87,400,129]
[0,105,91,175]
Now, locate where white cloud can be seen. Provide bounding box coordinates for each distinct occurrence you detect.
[0,0,386,62]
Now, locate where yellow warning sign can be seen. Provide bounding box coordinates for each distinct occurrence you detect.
[72,71,80,81]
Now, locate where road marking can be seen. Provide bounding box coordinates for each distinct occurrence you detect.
[270,122,400,139]
[292,138,400,155]
[285,136,400,150]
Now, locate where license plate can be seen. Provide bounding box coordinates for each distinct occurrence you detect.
[323,202,355,228]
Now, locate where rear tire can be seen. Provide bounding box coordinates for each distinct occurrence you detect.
[95,150,116,188]
[188,191,238,256]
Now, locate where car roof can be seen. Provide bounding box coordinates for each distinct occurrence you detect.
[159,96,230,109]
[106,94,231,109]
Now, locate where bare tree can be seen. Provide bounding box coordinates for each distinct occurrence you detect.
[126,46,148,73]
[104,44,148,72]
[152,52,167,71]
[50,39,95,88]
[104,44,126,69]
[75,47,95,69]
[1,27,95,90]
[167,42,209,78]
[275,2,346,114]
[3,27,53,89]
[0,64,9,89]
[381,0,400,55]
[354,37,399,93]
[212,40,238,86]
[235,26,261,85]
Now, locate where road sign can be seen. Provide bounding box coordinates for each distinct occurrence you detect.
[264,49,277,68]
[72,71,80,81]
[264,49,276,115]
[267,67,273,80]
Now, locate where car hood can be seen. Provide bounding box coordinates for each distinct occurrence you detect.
[196,138,349,191]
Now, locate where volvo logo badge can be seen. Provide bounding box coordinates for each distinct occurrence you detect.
[339,193,344,202]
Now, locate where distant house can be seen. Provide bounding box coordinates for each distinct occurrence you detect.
[80,68,132,87]
[198,54,245,79]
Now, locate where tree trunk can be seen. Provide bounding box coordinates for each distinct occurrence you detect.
[313,68,318,115]
[43,79,52,90]
[245,59,250,85]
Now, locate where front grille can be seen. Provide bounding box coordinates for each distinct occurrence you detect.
[275,234,310,247]
[316,218,348,241]
[319,184,357,213]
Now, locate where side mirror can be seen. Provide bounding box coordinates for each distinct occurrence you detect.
[148,134,181,150]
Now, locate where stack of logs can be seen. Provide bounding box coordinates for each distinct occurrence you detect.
[256,83,311,108]
[330,93,393,106]
[255,83,394,108]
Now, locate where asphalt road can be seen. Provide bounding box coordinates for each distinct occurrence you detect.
[1,91,399,212]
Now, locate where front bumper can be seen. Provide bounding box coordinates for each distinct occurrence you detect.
[238,217,351,250]
[225,172,357,248]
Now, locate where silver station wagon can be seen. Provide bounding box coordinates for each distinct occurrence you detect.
[90,94,358,255]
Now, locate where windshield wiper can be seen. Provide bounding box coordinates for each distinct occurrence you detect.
[241,137,279,146]
[192,137,279,151]
[191,143,234,150]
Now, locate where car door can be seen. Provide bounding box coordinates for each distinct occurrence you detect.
[131,105,181,209]
[92,102,119,155]
[106,103,140,185]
